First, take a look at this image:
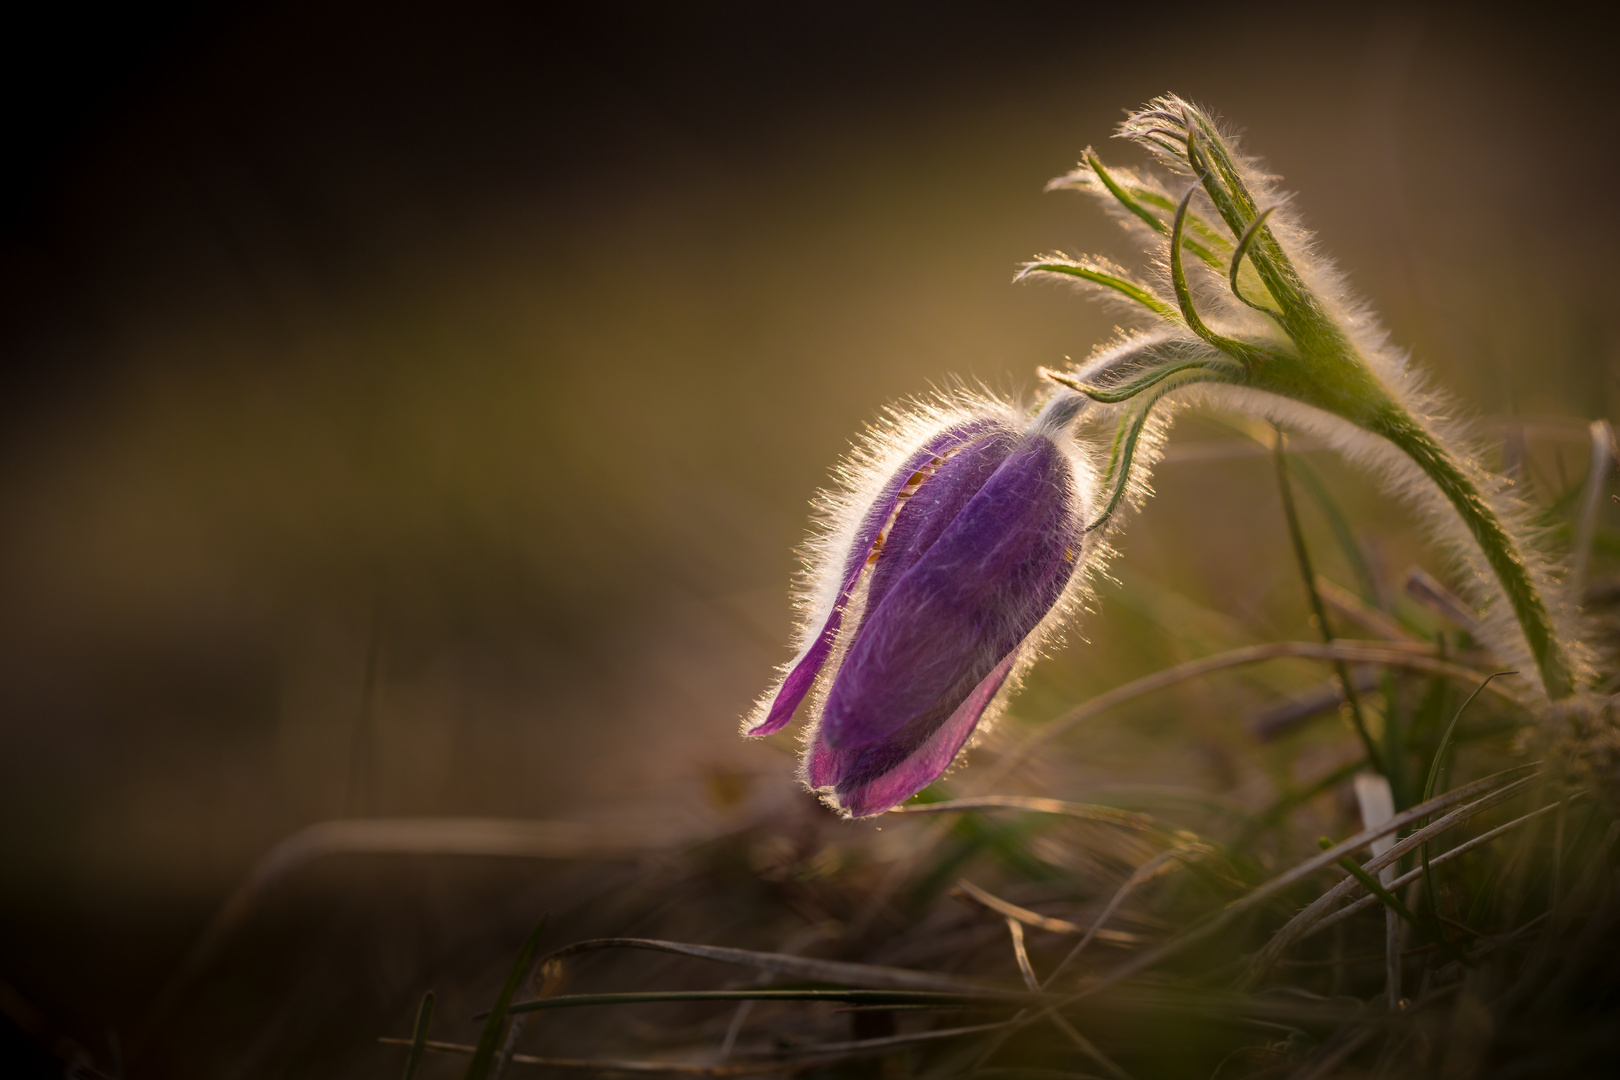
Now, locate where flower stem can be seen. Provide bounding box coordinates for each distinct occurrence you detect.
[1088,97,1579,700]
[1370,407,1574,700]
[1250,349,1574,701]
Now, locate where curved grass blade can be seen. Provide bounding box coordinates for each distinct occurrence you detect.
[465,917,548,1080]
[1422,672,1516,805]
[1421,673,1516,911]
[402,991,435,1080]
[1321,834,1469,972]
[139,817,671,1050]
[1414,671,1517,959]
[1289,456,1382,610]
[1275,430,1381,772]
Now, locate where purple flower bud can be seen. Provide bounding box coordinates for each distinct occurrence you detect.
[745,392,1098,817]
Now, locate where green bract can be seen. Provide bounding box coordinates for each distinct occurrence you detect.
[1023,95,1580,701]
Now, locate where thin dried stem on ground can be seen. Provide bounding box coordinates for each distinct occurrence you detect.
[954,879,1148,945]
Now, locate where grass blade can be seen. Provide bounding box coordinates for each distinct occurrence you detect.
[1319,839,1423,932]
[1303,792,1585,942]
[1422,673,1515,807]
[1290,455,1381,609]
[402,991,435,1080]
[1420,672,1516,936]
[1321,832,1472,971]
[1239,771,1544,985]
[1274,430,1380,771]
[465,916,548,1080]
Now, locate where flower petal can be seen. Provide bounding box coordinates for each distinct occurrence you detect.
[820,436,1082,751]
[817,647,1020,817]
[862,429,1020,616]
[744,418,1000,736]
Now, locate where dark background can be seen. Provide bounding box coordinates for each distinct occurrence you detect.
[2,2,1615,1075]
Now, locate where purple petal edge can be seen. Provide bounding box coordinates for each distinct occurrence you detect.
[744,418,998,737]
[830,647,1020,817]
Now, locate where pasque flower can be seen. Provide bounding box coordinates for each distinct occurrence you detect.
[745,390,1100,817]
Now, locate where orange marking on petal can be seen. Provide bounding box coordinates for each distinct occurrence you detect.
[865,446,968,567]
[866,533,887,564]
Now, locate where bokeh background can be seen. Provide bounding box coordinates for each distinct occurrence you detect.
[2,2,1615,1074]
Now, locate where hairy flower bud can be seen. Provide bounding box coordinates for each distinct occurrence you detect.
[746,391,1098,817]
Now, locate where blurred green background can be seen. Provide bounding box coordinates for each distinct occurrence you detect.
[0,1,1614,1072]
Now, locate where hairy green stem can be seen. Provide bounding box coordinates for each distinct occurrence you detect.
[1371,409,1573,699]
[1069,97,1578,699]
[1227,314,1571,699]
